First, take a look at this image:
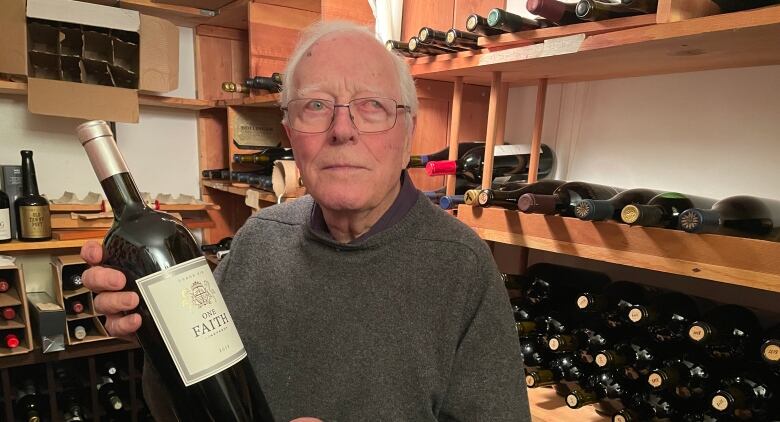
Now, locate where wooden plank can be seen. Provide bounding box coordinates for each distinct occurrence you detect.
[453,0,506,31]
[195,33,248,101]
[408,81,452,191]
[411,6,780,86]
[0,80,26,95]
[527,78,548,183]
[480,72,501,189]
[52,230,108,241]
[206,0,251,30]
[401,0,455,43]
[493,82,509,145]
[321,0,375,27]
[253,0,321,13]
[138,94,215,110]
[151,0,234,10]
[656,0,721,23]
[0,239,100,253]
[0,338,138,370]
[445,76,464,196]
[249,4,319,58]
[458,206,780,293]
[477,14,657,48]
[196,25,248,41]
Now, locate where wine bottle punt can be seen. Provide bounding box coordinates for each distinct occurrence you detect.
[76,120,274,422]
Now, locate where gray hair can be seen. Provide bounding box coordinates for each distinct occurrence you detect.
[280,20,418,137]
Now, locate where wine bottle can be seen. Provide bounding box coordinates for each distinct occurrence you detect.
[202,237,232,254]
[595,339,661,381]
[575,0,646,21]
[547,327,608,358]
[678,195,780,238]
[549,353,593,394]
[620,192,715,228]
[201,168,230,180]
[221,75,282,93]
[462,189,483,206]
[77,120,274,422]
[525,263,611,310]
[487,8,546,32]
[439,194,464,210]
[711,0,780,13]
[0,188,11,243]
[760,323,780,369]
[5,332,20,348]
[418,27,467,51]
[385,40,425,58]
[615,391,682,422]
[445,28,479,49]
[520,334,551,372]
[247,174,273,191]
[2,306,16,320]
[627,292,700,347]
[62,273,84,291]
[527,0,583,26]
[14,150,51,241]
[97,375,124,411]
[710,371,779,419]
[233,148,294,166]
[648,355,717,401]
[574,188,661,221]
[407,141,485,168]
[72,324,87,340]
[66,299,85,314]
[576,281,646,316]
[518,181,622,217]
[425,144,554,184]
[465,13,506,36]
[0,278,9,292]
[16,379,42,422]
[408,36,457,55]
[688,304,762,361]
[477,179,566,209]
[618,0,659,13]
[566,371,635,413]
[62,390,87,422]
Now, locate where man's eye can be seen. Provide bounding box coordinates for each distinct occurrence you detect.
[305,101,326,111]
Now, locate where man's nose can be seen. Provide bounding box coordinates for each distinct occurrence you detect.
[330,106,357,142]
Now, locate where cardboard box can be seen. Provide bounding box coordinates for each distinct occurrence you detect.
[27,291,66,353]
[0,0,179,123]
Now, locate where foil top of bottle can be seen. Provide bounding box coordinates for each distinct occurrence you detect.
[526,0,566,21]
[761,340,780,363]
[77,120,130,181]
[2,307,15,320]
[418,27,432,42]
[621,204,641,224]
[439,195,463,210]
[711,392,732,412]
[425,160,457,176]
[576,0,594,18]
[5,333,19,348]
[446,29,456,45]
[576,199,614,221]
[517,193,557,214]
[613,414,628,422]
[76,120,113,145]
[647,372,666,388]
[466,15,479,31]
[408,37,420,52]
[487,8,501,26]
[688,322,711,342]
[679,208,720,233]
[464,189,480,205]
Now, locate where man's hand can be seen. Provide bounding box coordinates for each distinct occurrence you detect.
[80,241,142,337]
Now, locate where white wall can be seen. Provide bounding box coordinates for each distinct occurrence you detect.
[0,26,200,295]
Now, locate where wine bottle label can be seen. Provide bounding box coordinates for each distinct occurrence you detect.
[711,394,729,411]
[135,256,247,387]
[763,344,780,362]
[19,206,51,238]
[648,373,663,388]
[0,209,11,240]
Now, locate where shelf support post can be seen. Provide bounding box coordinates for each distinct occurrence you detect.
[494,82,510,146]
[528,78,548,183]
[481,71,503,190]
[446,76,465,196]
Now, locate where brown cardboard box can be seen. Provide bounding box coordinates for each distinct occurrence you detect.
[0,0,179,123]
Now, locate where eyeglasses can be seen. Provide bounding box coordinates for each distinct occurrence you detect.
[282,97,411,134]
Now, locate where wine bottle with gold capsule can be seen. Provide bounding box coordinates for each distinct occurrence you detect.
[575,188,661,222]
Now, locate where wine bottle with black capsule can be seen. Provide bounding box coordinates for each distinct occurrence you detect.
[527,0,583,26]
[418,27,467,51]
[487,8,547,32]
[678,195,780,239]
[233,148,294,166]
[201,237,233,254]
[518,181,622,217]
[77,120,274,422]
[575,0,648,21]
[445,28,479,49]
[689,304,762,361]
[408,36,458,55]
[385,40,424,58]
[465,14,506,36]
[621,192,716,228]
[575,188,661,222]
[407,141,485,168]
[477,179,566,210]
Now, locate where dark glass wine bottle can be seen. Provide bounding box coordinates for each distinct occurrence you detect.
[77,120,273,422]
[0,278,9,292]
[627,292,700,348]
[615,391,682,422]
[688,304,762,361]
[621,192,715,228]
[5,332,20,348]
[710,370,779,419]
[575,0,649,21]
[518,181,622,217]
[14,150,51,241]
[760,323,780,370]
[202,237,232,254]
[566,371,635,414]
[408,36,457,54]
[385,40,424,58]
[201,168,230,180]
[525,263,611,311]
[551,352,593,394]
[487,8,546,32]
[575,188,660,221]
[678,195,780,238]
[0,188,11,243]
[97,375,124,411]
[520,334,552,373]
[445,28,479,49]
[233,148,294,166]
[576,281,647,316]
[594,338,661,381]
[477,179,566,209]
[527,0,583,25]
[465,14,506,36]
[418,27,467,51]
[16,379,42,422]
[648,355,717,401]
[66,298,84,314]
[425,144,553,184]
[407,141,485,168]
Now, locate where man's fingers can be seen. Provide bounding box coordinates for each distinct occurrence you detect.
[80,241,104,265]
[93,291,139,315]
[82,266,126,293]
[104,313,142,338]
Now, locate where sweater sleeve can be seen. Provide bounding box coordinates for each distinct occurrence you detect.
[437,249,532,422]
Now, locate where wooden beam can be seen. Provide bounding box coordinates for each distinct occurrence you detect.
[656,0,721,23]
[494,82,510,145]
[527,78,548,183]
[481,71,502,190]
[446,76,464,196]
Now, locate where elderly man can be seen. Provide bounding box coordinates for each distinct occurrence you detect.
[81,21,530,421]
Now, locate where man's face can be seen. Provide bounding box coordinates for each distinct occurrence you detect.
[284,32,411,213]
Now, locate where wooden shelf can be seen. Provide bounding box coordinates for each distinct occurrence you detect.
[0,338,138,370]
[201,180,280,203]
[528,388,607,422]
[79,0,249,29]
[457,205,780,293]
[0,288,22,307]
[410,6,780,86]
[220,93,281,108]
[0,239,101,253]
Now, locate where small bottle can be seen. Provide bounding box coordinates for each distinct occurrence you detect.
[14,150,52,241]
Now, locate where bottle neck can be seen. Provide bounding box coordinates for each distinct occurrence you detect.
[101,173,145,217]
[21,154,40,196]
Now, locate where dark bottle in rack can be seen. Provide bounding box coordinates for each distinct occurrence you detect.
[518,181,622,217]
[760,323,780,370]
[385,40,424,58]
[710,370,779,420]
[425,144,553,185]
[477,179,566,209]
[14,150,51,241]
[72,323,87,340]
[621,192,715,228]
[202,237,233,254]
[5,331,20,348]
[66,298,85,314]
[574,188,660,221]
[233,148,294,166]
[407,141,484,168]
[709,0,780,13]
[525,263,611,312]
[418,27,466,51]
[527,0,583,26]
[648,355,717,401]
[0,277,9,292]
[2,305,16,320]
[576,281,647,316]
[626,292,700,347]
[519,334,551,373]
[77,120,274,422]
[201,168,230,180]
[614,391,682,422]
[575,0,650,21]
[688,304,762,361]
[445,28,479,49]
[487,8,546,32]
[550,352,595,396]
[678,195,780,238]
[565,371,636,415]
[16,379,42,422]
[408,36,457,55]
[438,195,464,210]
[97,375,124,412]
[0,187,11,243]
[62,272,84,290]
[465,14,506,36]
[594,339,661,382]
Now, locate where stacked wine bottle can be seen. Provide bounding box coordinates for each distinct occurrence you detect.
[508,264,780,421]
[202,147,295,192]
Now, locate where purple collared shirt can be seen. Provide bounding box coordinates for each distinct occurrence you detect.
[309,170,419,244]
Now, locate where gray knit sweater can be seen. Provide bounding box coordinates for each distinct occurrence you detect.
[145,194,530,421]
